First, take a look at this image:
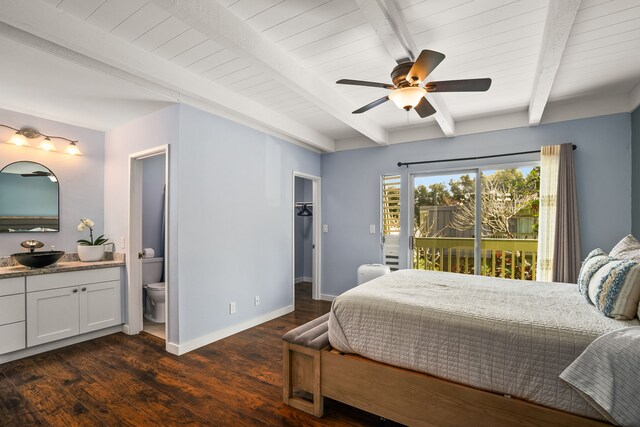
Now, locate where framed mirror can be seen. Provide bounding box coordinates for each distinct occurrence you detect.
[0,161,59,232]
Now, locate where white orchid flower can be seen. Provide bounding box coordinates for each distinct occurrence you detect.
[81,218,95,228]
[77,223,86,232]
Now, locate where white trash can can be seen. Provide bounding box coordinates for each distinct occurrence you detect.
[357,263,391,285]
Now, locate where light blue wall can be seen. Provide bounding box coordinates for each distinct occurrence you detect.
[633,106,640,237]
[321,113,633,297]
[105,104,180,342]
[177,104,320,344]
[295,177,313,280]
[0,108,104,256]
[142,154,166,258]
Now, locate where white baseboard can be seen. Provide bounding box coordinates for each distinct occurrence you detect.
[165,340,180,355]
[295,276,312,284]
[320,293,337,301]
[0,325,123,364]
[168,305,295,356]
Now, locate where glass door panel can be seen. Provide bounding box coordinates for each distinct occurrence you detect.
[479,166,540,280]
[412,171,476,274]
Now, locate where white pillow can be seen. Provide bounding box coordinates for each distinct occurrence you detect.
[610,234,640,261]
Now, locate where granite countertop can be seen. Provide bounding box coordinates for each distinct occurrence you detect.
[0,253,126,279]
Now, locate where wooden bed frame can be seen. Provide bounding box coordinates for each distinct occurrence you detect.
[283,342,610,426]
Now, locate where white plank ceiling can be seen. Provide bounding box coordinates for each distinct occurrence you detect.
[1,0,639,151]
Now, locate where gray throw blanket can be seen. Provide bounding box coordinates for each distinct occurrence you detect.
[560,326,640,426]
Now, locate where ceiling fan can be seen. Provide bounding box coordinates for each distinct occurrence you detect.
[336,49,491,118]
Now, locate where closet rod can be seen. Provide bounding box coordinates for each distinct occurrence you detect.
[397,144,576,168]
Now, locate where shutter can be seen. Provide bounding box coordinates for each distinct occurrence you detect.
[382,175,401,270]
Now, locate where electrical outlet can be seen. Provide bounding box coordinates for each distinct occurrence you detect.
[322,224,328,233]
[229,302,236,314]
[370,224,376,234]
[255,296,260,306]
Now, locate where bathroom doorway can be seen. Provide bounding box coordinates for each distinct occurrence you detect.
[292,172,321,306]
[126,145,171,350]
[140,154,166,340]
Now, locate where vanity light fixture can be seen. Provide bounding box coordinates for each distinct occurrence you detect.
[1,124,83,156]
[65,141,82,156]
[37,137,57,152]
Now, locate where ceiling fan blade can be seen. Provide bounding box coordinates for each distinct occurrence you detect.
[406,50,446,84]
[336,79,395,90]
[353,96,389,114]
[426,78,492,92]
[414,97,436,118]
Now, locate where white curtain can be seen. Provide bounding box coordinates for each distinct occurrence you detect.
[537,145,560,282]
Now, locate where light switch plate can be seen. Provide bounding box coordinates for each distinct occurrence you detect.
[370,224,376,233]
[322,224,328,233]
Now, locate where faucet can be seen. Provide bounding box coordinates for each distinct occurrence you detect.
[21,240,44,253]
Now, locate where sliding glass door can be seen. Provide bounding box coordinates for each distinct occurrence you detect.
[411,170,477,275]
[478,166,540,280]
[410,165,539,280]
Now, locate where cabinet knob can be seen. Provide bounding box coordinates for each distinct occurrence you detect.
[81,287,87,292]
[72,289,78,293]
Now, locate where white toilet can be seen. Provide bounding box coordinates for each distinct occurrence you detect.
[142,257,165,323]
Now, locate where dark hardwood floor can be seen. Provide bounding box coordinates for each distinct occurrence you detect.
[0,283,393,426]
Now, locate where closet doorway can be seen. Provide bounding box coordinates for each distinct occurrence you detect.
[292,172,321,306]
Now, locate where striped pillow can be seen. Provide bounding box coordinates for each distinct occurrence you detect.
[610,234,640,261]
[585,259,640,320]
[577,248,609,299]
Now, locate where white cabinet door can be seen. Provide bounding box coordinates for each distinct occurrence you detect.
[27,287,80,347]
[79,281,121,334]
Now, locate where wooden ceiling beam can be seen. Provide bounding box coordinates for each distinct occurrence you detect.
[355,0,456,137]
[528,0,581,126]
[150,0,389,146]
[0,0,337,152]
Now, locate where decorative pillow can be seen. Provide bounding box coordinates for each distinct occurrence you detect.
[577,248,609,299]
[610,234,640,261]
[586,259,640,320]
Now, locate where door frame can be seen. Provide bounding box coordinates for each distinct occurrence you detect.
[292,172,322,303]
[125,145,170,344]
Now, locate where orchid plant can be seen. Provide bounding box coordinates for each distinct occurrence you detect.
[77,218,109,246]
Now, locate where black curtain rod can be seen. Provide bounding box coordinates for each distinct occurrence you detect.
[397,144,577,168]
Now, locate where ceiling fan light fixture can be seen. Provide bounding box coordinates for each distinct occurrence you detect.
[389,86,426,110]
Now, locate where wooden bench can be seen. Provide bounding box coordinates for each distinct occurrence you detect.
[282,312,329,417]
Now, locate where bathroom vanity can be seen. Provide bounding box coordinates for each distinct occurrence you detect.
[0,260,124,362]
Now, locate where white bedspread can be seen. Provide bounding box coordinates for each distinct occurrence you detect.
[328,269,639,419]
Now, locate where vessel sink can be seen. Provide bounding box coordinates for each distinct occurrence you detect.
[11,251,65,268]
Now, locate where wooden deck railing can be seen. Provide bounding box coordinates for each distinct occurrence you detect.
[414,237,538,281]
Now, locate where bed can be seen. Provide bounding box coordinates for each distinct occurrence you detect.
[284,269,638,425]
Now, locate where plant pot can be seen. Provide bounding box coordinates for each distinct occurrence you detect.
[77,245,105,262]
